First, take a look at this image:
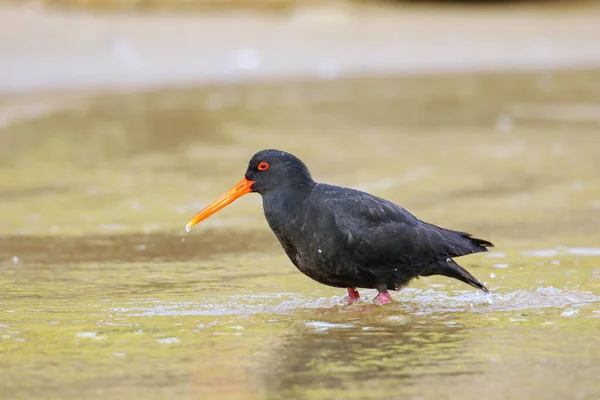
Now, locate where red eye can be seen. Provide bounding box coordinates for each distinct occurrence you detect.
[258,161,269,171]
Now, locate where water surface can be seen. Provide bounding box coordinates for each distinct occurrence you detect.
[1,69,600,399]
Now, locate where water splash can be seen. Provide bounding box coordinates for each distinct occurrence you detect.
[560,308,579,317]
[110,286,599,318]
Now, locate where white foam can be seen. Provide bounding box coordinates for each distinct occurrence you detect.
[110,285,600,318]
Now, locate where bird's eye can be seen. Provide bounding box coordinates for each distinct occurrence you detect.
[258,161,270,171]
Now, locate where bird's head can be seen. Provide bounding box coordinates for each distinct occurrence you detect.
[185,149,314,232]
[244,149,314,194]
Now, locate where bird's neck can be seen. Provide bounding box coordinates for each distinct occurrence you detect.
[261,183,315,227]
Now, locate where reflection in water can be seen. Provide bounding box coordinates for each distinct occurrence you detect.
[264,312,479,399]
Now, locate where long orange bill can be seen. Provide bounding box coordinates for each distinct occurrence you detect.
[185,177,255,232]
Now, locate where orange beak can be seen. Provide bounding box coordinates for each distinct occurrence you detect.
[185,177,255,232]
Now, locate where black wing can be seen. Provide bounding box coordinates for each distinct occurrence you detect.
[318,185,492,271]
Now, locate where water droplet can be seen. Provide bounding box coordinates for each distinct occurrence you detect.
[181,238,185,243]
[185,223,192,233]
[490,272,496,279]
[12,256,19,264]
[318,249,322,254]
[485,292,495,305]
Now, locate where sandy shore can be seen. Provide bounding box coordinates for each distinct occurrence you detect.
[2,2,600,94]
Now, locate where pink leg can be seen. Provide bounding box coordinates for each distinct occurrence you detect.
[376,290,393,305]
[345,287,361,305]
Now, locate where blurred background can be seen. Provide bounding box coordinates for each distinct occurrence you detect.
[1,1,600,400]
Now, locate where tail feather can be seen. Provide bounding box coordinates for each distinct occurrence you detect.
[421,259,488,293]
[426,223,494,257]
[446,229,494,255]
[463,235,494,250]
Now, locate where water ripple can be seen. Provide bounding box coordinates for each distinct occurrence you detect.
[111,286,600,317]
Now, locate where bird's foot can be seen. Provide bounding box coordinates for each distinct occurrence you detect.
[345,287,361,305]
[376,290,393,305]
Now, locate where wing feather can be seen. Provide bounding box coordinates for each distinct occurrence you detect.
[315,185,490,270]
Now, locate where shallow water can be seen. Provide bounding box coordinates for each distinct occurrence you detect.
[1,69,600,399]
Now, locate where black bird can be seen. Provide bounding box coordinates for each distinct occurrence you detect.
[186,149,493,305]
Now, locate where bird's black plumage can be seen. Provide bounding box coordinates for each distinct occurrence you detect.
[188,149,493,304]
